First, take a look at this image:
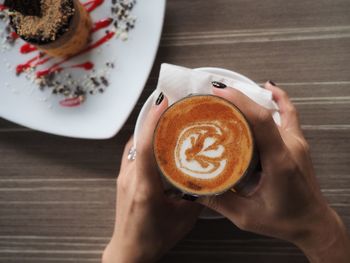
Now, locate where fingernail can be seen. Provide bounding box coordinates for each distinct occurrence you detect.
[155,92,164,106]
[182,194,198,202]
[268,80,277,86]
[212,81,227,89]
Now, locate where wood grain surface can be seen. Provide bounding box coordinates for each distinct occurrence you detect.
[1,0,350,262]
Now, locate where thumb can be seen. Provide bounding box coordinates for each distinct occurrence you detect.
[173,199,203,226]
[197,191,250,220]
[177,199,203,216]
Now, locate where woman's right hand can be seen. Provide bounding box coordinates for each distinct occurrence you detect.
[199,81,350,263]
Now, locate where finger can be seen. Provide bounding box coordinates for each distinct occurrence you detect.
[212,87,286,161]
[197,190,250,220]
[137,93,169,183]
[170,200,203,235]
[176,199,203,217]
[264,82,303,135]
[119,136,134,176]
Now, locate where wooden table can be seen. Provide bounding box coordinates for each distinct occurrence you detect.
[1,0,350,262]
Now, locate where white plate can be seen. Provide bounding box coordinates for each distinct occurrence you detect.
[0,0,166,139]
[134,67,264,219]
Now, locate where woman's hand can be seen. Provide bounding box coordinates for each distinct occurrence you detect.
[102,94,202,263]
[199,82,350,263]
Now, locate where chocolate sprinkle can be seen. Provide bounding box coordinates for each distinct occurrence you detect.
[100,76,109,86]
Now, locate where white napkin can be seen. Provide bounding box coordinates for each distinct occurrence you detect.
[134,63,280,147]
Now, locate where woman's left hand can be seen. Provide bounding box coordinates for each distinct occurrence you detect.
[102,94,202,263]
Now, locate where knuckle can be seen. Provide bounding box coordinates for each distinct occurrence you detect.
[118,179,153,204]
[255,108,272,126]
[287,104,297,115]
[236,216,252,231]
[302,141,310,153]
[277,151,299,175]
[133,192,149,204]
[134,186,153,204]
[134,179,153,202]
[288,161,299,175]
[117,176,128,193]
[298,140,310,155]
[205,197,220,211]
[280,89,289,99]
[286,104,299,118]
[282,158,300,177]
[117,167,134,192]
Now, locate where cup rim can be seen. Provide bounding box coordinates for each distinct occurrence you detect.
[152,94,257,197]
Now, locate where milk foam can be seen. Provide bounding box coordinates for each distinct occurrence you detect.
[174,123,227,179]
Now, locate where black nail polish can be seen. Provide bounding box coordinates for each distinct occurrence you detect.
[212,81,227,89]
[182,194,198,202]
[155,92,164,105]
[268,80,277,86]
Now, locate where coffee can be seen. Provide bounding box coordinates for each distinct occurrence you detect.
[153,95,256,196]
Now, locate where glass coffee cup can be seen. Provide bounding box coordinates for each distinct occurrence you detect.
[153,94,260,198]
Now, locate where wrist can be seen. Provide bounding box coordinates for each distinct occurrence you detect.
[102,237,156,263]
[292,206,350,263]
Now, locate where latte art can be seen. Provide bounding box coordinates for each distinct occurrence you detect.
[153,95,255,195]
[175,123,227,179]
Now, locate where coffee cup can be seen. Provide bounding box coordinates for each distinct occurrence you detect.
[153,94,260,197]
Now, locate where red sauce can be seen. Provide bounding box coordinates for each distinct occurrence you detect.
[36,67,62,78]
[20,43,38,54]
[72,61,94,70]
[16,54,44,75]
[77,31,115,56]
[92,18,113,32]
[36,32,115,78]
[0,4,7,11]
[11,32,19,40]
[36,61,94,78]
[33,57,52,67]
[83,0,104,13]
[59,97,84,107]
